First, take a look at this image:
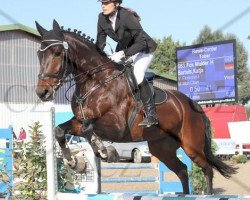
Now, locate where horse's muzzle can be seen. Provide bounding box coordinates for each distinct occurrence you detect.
[36,87,55,101]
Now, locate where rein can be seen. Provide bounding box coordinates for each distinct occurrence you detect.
[37,38,126,111]
[76,67,126,103]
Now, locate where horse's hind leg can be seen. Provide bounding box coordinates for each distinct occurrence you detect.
[148,136,190,194]
[192,154,214,194]
[183,145,213,194]
[204,166,213,194]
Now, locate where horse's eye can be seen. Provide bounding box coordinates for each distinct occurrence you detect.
[54,51,61,57]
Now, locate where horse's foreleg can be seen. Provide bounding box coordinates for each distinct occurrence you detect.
[86,133,108,159]
[55,117,86,173]
[81,120,117,161]
[54,125,72,161]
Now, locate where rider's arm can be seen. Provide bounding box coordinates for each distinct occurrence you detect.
[123,13,147,56]
[96,14,107,51]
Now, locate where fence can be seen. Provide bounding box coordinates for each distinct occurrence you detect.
[53,111,193,198]
[0,126,13,199]
[101,149,192,194]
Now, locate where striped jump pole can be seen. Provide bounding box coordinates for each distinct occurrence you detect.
[56,193,250,200]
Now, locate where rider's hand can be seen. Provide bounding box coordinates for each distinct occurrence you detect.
[109,51,125,63]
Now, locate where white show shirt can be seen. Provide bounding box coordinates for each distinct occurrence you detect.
[109,11,118,31]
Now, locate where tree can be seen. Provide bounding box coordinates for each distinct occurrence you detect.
[247,106,250,119]
[193,26,250,105]
[150,36,183,76]
[13,122,47,200]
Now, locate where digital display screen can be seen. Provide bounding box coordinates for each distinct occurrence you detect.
[176,40,237,105]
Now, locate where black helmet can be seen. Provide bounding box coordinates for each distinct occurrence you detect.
[98,0,122,3]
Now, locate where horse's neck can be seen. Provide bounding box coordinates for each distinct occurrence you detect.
[69,41,101,69]
[74,60,131,108]
[66,34,133,114]
[66,35,116,82]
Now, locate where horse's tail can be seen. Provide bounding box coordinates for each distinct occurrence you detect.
[202,114,238,178]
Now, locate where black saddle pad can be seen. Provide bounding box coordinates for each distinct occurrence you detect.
[154,86,167,105]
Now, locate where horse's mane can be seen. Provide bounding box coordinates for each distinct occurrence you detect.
[60,26,107,57]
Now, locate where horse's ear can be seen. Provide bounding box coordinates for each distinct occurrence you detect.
[53,19,61,32]
[35,21,48,36]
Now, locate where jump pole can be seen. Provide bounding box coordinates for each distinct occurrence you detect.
[46,107,57,200]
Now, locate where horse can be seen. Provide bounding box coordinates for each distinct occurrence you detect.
[35,20,237,194]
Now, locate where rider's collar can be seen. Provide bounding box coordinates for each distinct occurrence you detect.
[109,10,118,30]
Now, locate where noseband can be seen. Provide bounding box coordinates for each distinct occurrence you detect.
[37,39,69,91]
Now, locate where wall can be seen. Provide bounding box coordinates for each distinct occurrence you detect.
[204,105,248,138]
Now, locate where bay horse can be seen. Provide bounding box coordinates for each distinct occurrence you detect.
[35,20,237,194]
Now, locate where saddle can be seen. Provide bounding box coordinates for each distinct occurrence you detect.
[124,65,167,105]
[122,63,167,128]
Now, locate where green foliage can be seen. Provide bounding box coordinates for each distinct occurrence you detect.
[0,163,9,183]
[232,154,248,164]
[247,106,250,119]
[13,122,47,200]
[190,163,206,194]
[0,163,11,195]
[193,26,250,105]
[150,36,183,77]
[57,158,76,192]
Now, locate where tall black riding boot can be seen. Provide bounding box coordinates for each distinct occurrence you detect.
[138,78,158,127]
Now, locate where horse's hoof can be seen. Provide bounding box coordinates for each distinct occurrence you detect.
[98,149,108,159]
[75,156,86,173]
[63,156,77,169]
[105,145,120,163]
[63,156,86,173]
[72,156,86,174]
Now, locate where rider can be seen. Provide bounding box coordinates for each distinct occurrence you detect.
[96,0,158,127]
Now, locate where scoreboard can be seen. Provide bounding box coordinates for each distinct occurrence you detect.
[176,40,237,105]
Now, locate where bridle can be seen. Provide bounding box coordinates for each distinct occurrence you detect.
[37,39,70,92]
[37,38,127,107]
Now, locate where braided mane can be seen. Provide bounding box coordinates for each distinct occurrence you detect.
[60,26,107,56]
[60,26,95,43]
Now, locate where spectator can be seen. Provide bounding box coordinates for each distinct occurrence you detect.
[18,127,26,140]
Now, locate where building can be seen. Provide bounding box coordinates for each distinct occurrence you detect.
[0,24,71,137]
[154,74,177,90]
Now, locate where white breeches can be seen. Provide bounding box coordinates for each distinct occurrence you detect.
[131,52,154,84]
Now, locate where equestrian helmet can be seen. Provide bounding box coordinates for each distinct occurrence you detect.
[98,0,122,3]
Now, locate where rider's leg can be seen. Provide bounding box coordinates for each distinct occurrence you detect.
[132,52,158,127]
[138,78,158,127]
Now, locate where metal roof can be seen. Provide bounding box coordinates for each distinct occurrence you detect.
[0,23,40,37]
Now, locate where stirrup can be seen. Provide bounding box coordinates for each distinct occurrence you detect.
[138,117,158,127]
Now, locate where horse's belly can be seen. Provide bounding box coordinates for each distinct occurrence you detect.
[94,123,131,142]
